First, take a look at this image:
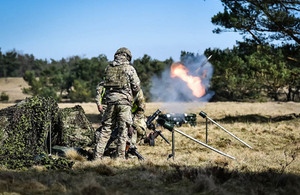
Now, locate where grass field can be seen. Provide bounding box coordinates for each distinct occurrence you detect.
[0,78,300,194]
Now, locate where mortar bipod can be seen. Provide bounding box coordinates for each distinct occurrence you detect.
[199,111,253,149]
[157,119,236,160]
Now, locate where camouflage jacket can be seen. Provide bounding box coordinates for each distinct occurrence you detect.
[95,81,105,107]
[132,89,146,115]
[102,54,141,106]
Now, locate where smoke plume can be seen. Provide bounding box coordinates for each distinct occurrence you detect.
[150,54,214,112]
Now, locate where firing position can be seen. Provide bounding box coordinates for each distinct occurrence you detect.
[94,47,141,159]
[95,81,147,149]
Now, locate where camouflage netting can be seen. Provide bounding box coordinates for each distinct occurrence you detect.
[59,105,94,148]
[0,96,95,169]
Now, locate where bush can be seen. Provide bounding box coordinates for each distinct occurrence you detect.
[0,92,9,101]
[69,80,92,102]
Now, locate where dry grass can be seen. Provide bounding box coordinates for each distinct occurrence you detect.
[0,101,299,194]
[65,149,86,162]
[0,78,300,194]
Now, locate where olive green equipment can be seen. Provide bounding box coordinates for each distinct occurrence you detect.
[144,109,170,146]
[157,113,197,127]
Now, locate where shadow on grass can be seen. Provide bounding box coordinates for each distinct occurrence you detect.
[0,164,299,195]
[215,113,300,123]
[86,114,101,125]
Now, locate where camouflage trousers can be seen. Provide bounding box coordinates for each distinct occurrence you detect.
[131,112,147,145]
[94,104,132,159]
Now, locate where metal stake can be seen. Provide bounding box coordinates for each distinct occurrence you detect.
[200,111,253,149]
[172,129,175,160]
[206,117,208,144]
[168,129,175,160]
[173,127,235,160]
[159,119,235,160]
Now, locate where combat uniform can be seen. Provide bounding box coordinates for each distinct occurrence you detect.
[95,81,107,120]
[94,48,141,159]
[96,82,147,153]
[131,89,147,145]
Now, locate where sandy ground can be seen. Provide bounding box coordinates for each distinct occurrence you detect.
[0,77,31,103]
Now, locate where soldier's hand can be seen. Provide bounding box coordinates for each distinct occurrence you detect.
[98,105,103,113]
[128,126,134,138]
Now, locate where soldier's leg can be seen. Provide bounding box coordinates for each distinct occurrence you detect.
[116,105,132,158]
[130,127,137,146]
[136,126,146,144]
[94,105,116,159]
[133,114,147,144]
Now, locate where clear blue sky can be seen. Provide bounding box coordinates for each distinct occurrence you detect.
[0,0,243,61]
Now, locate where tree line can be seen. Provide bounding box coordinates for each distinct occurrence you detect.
[205,41,299,101]
[1,0,299,102]
[208,0,299,101]
[0,41,299,102]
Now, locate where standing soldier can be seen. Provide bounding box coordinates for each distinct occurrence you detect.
[94,47,141,159]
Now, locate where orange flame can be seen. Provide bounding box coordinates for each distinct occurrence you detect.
[171,62,205,98]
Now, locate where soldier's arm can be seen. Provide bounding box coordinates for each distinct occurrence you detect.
[95,82,105,113]
[136,89,146,112]
[128,66,141,97]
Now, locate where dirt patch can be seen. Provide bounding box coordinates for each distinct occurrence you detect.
[0,77,31,103]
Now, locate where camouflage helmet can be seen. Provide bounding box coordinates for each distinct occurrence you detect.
[115,47,132,61]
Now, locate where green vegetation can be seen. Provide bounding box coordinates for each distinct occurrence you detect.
[0,0,299,102]
[133,55,173,101]
[208,0,299,101]
[0,92,9,102]
[212,0,300,44]
[205,42,299,101]
[0,43,298,102]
